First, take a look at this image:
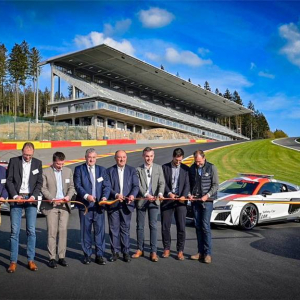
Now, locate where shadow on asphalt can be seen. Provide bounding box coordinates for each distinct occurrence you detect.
[250,222,300,260]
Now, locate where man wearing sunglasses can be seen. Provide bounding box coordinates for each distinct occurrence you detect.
[133,147,165,262]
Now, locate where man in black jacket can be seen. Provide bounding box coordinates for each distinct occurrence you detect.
[6,142,43,273]
[189,150,218,264]
[161,148,190,260]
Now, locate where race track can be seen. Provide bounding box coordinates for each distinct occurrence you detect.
[0,140,299,300]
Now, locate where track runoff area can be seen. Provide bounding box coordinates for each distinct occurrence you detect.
[0,141,299,300]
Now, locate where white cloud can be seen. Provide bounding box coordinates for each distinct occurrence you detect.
[138,7,174,28]
[198,47,210,56]
[252,93,295,112]
[104,19,132,36]
[73,31,135,56]
[258,71,275,79]
[193,68,253,94]
[145,52,161,62]
[279,22,300,67]
[165,48,212,67]
[250,62,256,70]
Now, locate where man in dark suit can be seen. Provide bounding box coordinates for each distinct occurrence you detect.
[0,165,8,225]
[107,150,139,263]
[133,147,165,262]
[161,148,190,260]
[74,148,110,265]
[41,152,75,268]
[6,142,43,273]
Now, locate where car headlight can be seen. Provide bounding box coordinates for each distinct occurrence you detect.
[214,205,233,210]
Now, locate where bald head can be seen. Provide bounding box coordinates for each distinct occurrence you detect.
[115,150,127,167]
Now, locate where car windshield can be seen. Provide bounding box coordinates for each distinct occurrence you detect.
[219,180,259,195]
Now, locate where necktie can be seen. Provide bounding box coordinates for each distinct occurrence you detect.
[89,167,96,197]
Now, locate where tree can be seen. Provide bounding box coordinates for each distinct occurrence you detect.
[28,47,41,115]
[204,81,211,91]
[232,91,243,134]
[274,129,288,138]
[8,42,29,116]
[0,43,7,115]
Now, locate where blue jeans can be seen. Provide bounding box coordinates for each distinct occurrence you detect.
[193,201,213,256]
[10,204,37,262]
[136,202,159,253]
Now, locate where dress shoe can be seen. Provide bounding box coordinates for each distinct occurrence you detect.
[204,255,212,264]
[123,253,131,263]
[162,249,170,258]
[58,258,69,267]
[83,256,92,265]
[177,251,185,261]
[150,252,159,262]
[95,256,106,265]
[109,252,120,262]
[48,259,57,269]
[28,261,38,271]
[7,262,17,273]
[132,250,144,259]
[191,253,202,261]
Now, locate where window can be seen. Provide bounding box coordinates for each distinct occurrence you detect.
[257,182,283,194]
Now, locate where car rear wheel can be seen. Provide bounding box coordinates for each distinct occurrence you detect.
[239,203,258,230]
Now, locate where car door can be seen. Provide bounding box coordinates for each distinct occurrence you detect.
[257,182,288,220]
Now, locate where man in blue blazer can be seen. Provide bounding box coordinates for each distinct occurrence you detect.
[0,165,8,201]
[161,148,190,261]
[74,148,111,265]
[107,150,139,263]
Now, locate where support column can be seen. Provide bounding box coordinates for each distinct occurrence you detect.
[133,124,136,133]
[124,123,127,131]
[114,120,117,129]
[72,85,76,100]
[72,117,75,126]
[50,63,55,103]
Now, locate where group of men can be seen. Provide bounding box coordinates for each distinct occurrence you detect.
[0,142,219,273]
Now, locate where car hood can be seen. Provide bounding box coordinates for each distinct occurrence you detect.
[214,193,253,207]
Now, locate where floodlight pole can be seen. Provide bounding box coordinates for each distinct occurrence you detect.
[35,65,39,123]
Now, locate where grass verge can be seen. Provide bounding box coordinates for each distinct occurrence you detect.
[205,139,300,185]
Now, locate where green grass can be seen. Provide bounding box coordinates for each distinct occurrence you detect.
[205,139,300,185]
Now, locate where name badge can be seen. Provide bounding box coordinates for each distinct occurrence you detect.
[205,173,209,177]
[1,179,6,184]
[32,169,39,175]
[65,179,70,183]
[97,177,103,183]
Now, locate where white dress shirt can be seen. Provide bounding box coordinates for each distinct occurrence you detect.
[19,158,31,194]
[144,164,153,197]
[117,165,125,196]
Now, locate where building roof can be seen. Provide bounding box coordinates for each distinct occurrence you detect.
[41,44,252,117]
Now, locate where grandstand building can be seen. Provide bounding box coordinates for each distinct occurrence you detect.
[41,44,251,141]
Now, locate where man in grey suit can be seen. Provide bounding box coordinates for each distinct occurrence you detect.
[132,147,165,262]
[41,152,75,268]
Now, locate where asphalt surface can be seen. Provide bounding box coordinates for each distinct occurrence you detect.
[1,140,300,300]
[272,137,300,151]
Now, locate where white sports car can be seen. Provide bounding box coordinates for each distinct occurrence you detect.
[187,173,300,230]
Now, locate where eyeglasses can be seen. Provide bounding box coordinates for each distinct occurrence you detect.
[146,169,151,178]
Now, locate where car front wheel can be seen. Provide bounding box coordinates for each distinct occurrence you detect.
[239,203,258,230]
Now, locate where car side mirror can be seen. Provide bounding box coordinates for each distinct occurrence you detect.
[262,190,272,197]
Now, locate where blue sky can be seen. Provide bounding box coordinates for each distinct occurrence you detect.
[1,0,299,137]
